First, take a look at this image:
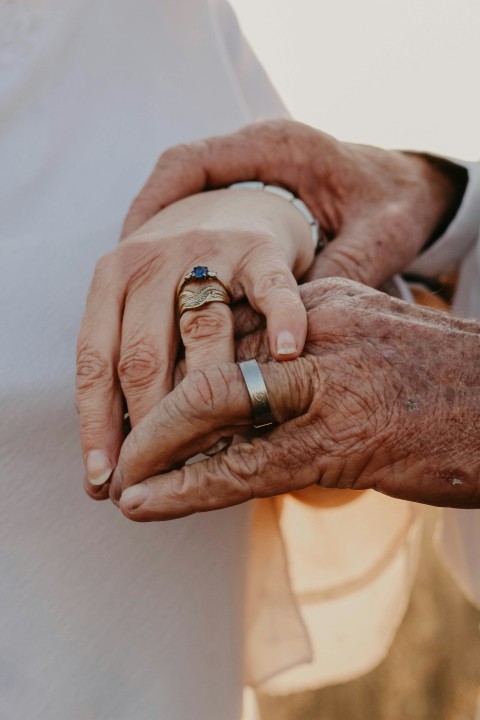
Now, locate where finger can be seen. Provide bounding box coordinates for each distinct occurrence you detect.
[76,253,124,495]
[121,122,279,238]
[118,281,177,427]
[119,427,321,521]
[180,301,235,374]
[112,358,317,493]
[241,249,307,360]
[108,271,178,504]
[180,297,236,456]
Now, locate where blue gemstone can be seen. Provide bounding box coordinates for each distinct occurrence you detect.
[192,266,208,278]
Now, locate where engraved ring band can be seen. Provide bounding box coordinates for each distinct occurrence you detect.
[237,359,274,430]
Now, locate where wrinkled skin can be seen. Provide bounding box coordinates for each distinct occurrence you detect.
[76,188,313,498]
[110,278,480,520]
[121,119,459,287]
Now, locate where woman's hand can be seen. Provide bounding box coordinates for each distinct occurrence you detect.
[109,278,480,519]
[121,120,463,288]
[76,188,313,497]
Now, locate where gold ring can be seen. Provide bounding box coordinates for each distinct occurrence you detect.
[178,284,231,317]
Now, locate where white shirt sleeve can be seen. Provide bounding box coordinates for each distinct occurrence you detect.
[407,160,480,277]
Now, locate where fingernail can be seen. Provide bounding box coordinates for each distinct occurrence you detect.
[86,450,113,486]
[121,483,149,511]
[276,331,297,356]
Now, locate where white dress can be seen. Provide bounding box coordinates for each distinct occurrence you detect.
[0,2,283,718]
[0,1,440,717]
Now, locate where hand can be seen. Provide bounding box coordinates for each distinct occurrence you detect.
[121,120,462,287]
[110,278,480,519]
[76,188,313,498]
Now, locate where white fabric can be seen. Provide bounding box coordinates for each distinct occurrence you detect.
[0,2,284,719]
[409,161,480,611]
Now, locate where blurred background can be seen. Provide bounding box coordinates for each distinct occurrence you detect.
[229,2,480,718]
[230,0,479,158]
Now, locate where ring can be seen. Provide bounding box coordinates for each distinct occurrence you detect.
[177,284,231,317]
[237,359,274,429]
[177,265,232,296]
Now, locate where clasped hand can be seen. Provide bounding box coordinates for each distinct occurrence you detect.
[115,279,480,517]
[76,187,313,501]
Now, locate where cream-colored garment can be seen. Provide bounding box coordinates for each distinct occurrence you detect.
[246,493,422,693]
[245,278,423,694]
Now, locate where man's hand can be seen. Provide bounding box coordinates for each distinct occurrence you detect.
[110,279,480,520]
[121,120,463,287]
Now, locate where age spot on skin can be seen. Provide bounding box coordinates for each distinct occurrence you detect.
[406,398,418,412]
[437,470,467,488]
[382,349,398,361]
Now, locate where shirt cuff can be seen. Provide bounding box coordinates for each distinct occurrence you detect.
[407,160,480,277]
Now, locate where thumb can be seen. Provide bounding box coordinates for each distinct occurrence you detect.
[307,210,425,288]
[306,223,383,287]
[112,359,317,493]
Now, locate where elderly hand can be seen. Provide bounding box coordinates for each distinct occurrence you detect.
[121,120,463,288]
[110,278,480,519]
[77,188,313,498]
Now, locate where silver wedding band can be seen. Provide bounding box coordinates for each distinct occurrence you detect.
[237,359,274,429]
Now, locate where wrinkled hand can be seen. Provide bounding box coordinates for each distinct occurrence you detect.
[121,119,460,287]
[77,189,313,498]
[111,278,480,520]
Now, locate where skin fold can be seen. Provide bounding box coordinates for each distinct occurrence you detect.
[79,119,475,513]
[112,279,480,520]
[76,188,313,500]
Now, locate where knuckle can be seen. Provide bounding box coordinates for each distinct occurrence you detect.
[158,143,195,169]
[76,345,114,392]
[179,365,230,415]
[162,143,187,161]
[88,252,116,293]
[219,441,276,498]
[127,192,152,218]
[119,244,163,292]
[322,247,374,286]
[313,276,373,306]
[223,442,264,478]
[180,306,232,343]
[93,252,114,278]
[118,341,162,389]
[183,370,215,412]
[79,409,113,439]
[254,271,297,305]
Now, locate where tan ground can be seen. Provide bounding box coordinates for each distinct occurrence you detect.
[260,508,480,720]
